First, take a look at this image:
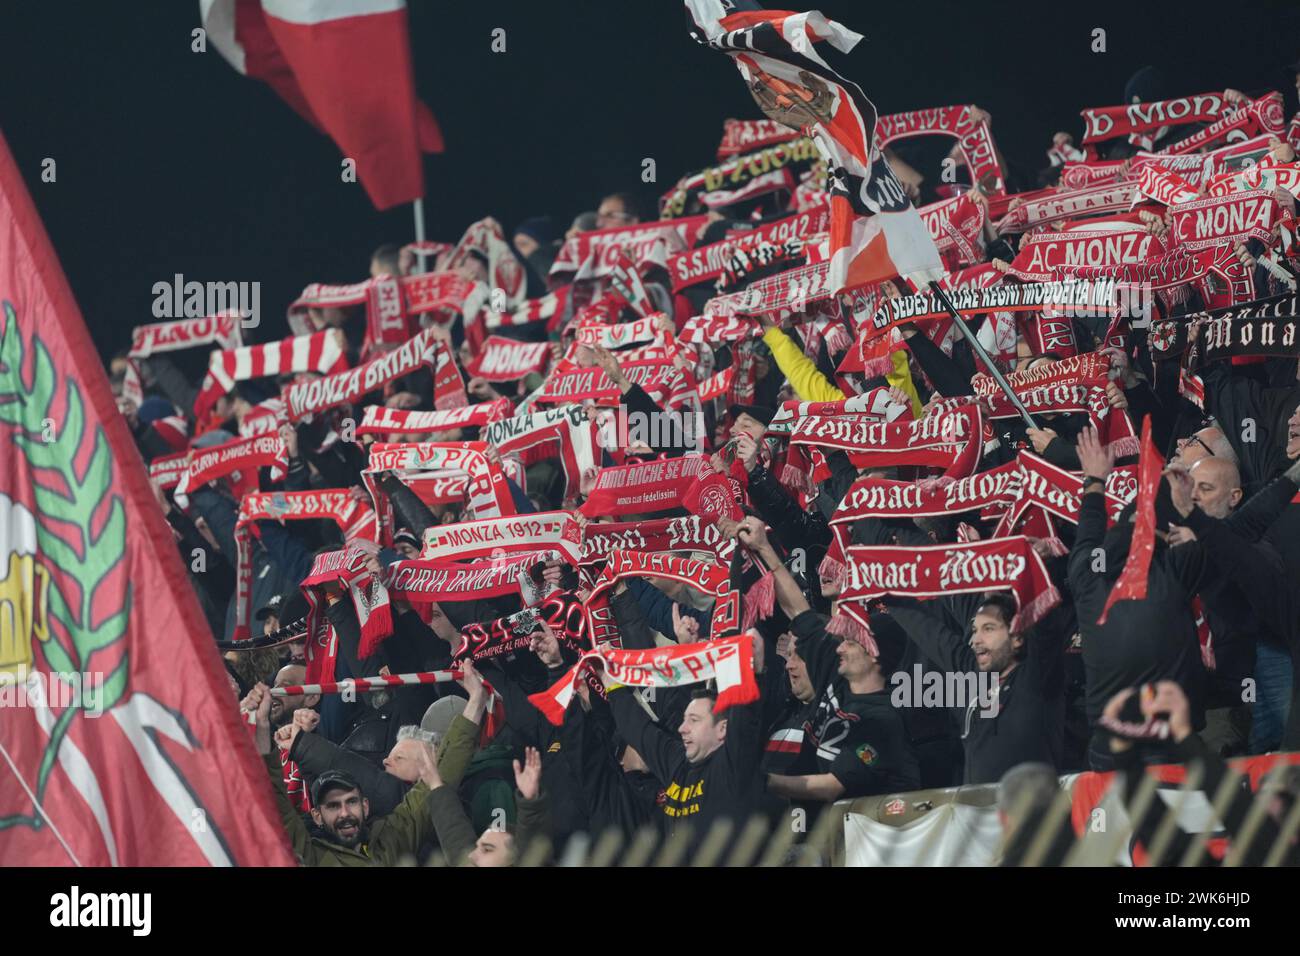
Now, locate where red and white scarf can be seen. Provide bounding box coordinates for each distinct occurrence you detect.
[786,404,983,476]
[287,272,486,339]
[238,398,287,438]
[285,327,442,420]
[970,351,1110,396]
[838,536,1060,633]
[578,454,713,518]
[172,433,286,509]
[385,550,561,605]
[704,260,833,320]
[583,550,742,647]
[579,514,738,566]
[195,329,348,420]
[481,404,600,499]
[538,359,690,408]
[148,451,191,492]
[1156,93,1286,156]
[697,366,736,402]
[995,183,1138,235]
[421,511,583,564]
[678,313,763,346]
[716,118,801,159]
[574,313,663,350]
[231,490,378,642]
[666,205,830,292]
[367,441,515,520]
[356,398,513,437]
[918,193,987,269]
[1168,189,1290,252]
[551,214,710,279]
[128,313,244,358]
[298,546,394,678]
[1007,225,1167,284]
[876,104,1006,192]
[1079,93,1229,145]
[467,336,552,382]
[528,633,758,726]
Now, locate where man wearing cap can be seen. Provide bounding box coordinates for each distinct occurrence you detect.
[739,519,920,803]
[246,682,441,866]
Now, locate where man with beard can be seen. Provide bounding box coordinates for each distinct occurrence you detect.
[247,682,440,866]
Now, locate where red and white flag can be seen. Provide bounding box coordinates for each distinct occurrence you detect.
[200,0,443,210]
[0,128,294,865]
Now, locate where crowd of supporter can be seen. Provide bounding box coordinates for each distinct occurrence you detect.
[109,50,1300,865]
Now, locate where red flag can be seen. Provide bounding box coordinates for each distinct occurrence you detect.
[201,0,443,210]
[0,129,295,865]
[1099,416,1163,625]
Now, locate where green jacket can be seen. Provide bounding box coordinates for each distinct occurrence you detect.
[427,783,551,866]
[267,713,483,866]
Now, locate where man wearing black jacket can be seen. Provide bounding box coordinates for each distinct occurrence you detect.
[738,517,920,803]
[1069,427,1211,770]
[886,591,1067,785]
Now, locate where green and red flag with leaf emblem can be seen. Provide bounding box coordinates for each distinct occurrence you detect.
[0,129,295,865]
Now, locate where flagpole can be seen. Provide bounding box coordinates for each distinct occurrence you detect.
[926,280,1037,430]
[412,198,430,275]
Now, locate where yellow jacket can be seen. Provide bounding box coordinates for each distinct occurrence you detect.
[761,326,921,416]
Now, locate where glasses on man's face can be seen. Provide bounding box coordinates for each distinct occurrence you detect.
[1179,435,1215,458]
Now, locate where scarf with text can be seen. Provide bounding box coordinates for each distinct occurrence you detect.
[1079,93,1229,145]
[876,104,1006,192]
[786,404,983,477]
[659,138,818,220]
[421,511,583,564]
[367,441,514,520]
[481,404,600,499]
[172,433,286,509]
[128,313,244,358]
[527,633,758,726]
[704,260,833,320]
[996,183,1139,235]
[355,398,514,437]
[583,549,742,647]
[716,118,801,159]
[285,327,442,420]
[286,272,486,340]
[1206,159,1300,200]
[861,278,1121,341]
[1169,189,1290,253]
[573,314,664,350]
[579,454,713,518]
[385,550,561,605]
[458,590,589,665]
[231,490,379,642]
[538,359,691,408]
[148,451,191,492]
[579,514,738,566]
[467,336,552,382]
[918,193,988,269]
[298,546,394,679]
[1007,226,1166,283]
[838,536,1060,633]
[1155,93,1286,156]
[551,214,710,278]
[666,206,830,292]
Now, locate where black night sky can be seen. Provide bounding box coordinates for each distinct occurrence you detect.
[1,0,1297,359]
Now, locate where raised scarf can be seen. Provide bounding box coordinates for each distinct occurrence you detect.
[1169,189,1289,252]
[284,327,442,420]
[467,336,552,382]
[1007,226,1166,283]
[386,550,561,604]
[578,515,738,566]
[481,404,600,499]
[421,511,583,564]
[128,313,244,358]
[666,206,829,292]
[366,441,515,520]
[582,549,742,647]
[172,433,286,509]
[995,183,1139,235]
[716,118,801,159]
[195,329,348,420]
[1079,93,1229,145]
[527,633,758,727]
[550,214,710,279]
[875,105,1006,192]
[658,138,818,220]
[578,454,713,518]
[458,590,589,665]
[298,546,394,677]
[838,536,1060,633]
[355,397,514,437]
